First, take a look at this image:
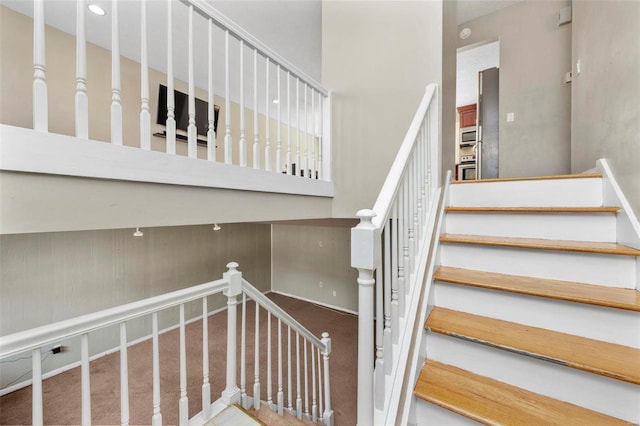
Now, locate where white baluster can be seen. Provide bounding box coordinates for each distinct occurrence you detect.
[264,58,271,172]
[152,313,162,426]
[287,326,293,413]
[120,322,130,426]
[384,226,394,376]
[311,344,317,422]
[254,302,260,409]
[202,298,211,419]
[277,318,283,415]
[33,0,48,132]
[179,304,188,425]
[81,333,91,426]
[222,262,241,405]
[304,339,309,417]
[140,0,150,150]
[392,200,402,329]
[253,49,259,169]
[316,346,323,422]
[303,84,308,178]
[286,72,292,174]
[224,31,232,164]
[295,332,302,419]
[186,5,196,158]
[311,90,316,179]
[295,78,300,176]
[398,182,406,314]
[412,153,419,267]
[110,0,122,145]
[375,266,385,409]
[317,93,323,180]
[406,162,414,276]
[75,0,88,139]
[32,349,43,426]
[239,40,247,167]
[276,65,282,173]
[241,293,247,408]
[207,19,216,162]
[267,311,273,406]
[165,0,176,154]
[321,333,333,425]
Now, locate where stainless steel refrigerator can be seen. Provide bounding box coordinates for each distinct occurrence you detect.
[477,67,499,179]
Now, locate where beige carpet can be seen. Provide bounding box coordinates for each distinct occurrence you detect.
[0,294,357,425]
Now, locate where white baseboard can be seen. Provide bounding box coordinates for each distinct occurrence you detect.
[269,290,358,316]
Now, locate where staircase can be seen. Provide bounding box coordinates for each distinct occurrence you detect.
[413,174,640,425]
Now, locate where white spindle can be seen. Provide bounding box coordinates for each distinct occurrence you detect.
[317,93,323,180]
[264,58,271,172]
[81,333,91,426]
[186,5,196,158]
[311,90,316,179]
[295,78,300,176]
[239,40,247,167]
[139,0,150,150]
[202,298,211,419]
[240,293,247,408]
[165,0,176,154]
[311,343,317,422]
[286,73,292,175]
[304,339,309,416]
[152,312,162,426]
[392,200,402,329]
[276,65,282,173]
[75,0,88,139]
[224,31,232,164]
[296,332,302,419]
[404,169,412,280]
[412,155,418,270]
[253,49,259,169]
[287,326,293,413]
[321,332,333,424]
[32,349,43,426]
[385,225,394,375]
[207,19,216,162]
[277,318,283,415]
[316,347,323,422]
[179,304,188,425]
[110,0,122,145]
[267,311,273,406]
[120,322,130,426]
[399,180,408,308]
[254,302,260,409]
[303,84,308,178]
[375,266,385,409]
[33,0,48,132]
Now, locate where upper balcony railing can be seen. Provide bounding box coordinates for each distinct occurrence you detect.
[9,0,331,193]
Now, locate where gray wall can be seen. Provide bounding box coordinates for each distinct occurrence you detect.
[457,0,572,178]
[323,0,444,218]
[442,0,458,180]
[272,223,358,312]
[571,0,640,217]
[0,223,270,387]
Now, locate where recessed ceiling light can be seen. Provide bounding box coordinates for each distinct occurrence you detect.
[88,4,106,16]
[272,99,279,104]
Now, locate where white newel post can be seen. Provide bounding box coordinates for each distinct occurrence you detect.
[321,332,334,426]
[222,262,242,405]
[351,209,379,426]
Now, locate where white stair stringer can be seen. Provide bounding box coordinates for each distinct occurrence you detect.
[425,332,640,423]
[433,281,640,348]
[445,211,616,241]
[440,243,637,289]
[448,177,603,208]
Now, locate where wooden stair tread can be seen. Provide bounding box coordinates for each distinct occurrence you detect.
[450,173,602,184]
[434,266,640,312]
[440,234,640,256]
[414,360,634,425]
[445,206,620,214]
[426,307,640,385]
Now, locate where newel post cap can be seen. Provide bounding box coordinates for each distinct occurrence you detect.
[355,209,376,228]
[351,209,380,270]
[224,262,242,297]
[321,332,332,355]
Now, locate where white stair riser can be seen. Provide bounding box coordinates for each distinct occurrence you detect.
[426,333,640,423]
[434,282,640,347]
[445,212,616,242]
[414,399,481,426]
[440,244,637,289]
[448,178,603,208]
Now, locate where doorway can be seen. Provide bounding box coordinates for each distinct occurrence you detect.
[455,41,500,180]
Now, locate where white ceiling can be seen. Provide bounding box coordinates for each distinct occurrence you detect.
[456,0,525,25]
[456,40,499,107]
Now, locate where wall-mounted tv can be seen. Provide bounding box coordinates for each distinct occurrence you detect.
[156,84,219,138]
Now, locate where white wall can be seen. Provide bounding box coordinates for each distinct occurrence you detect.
[457,0,572,178]
[571,0,640,218]
[457,41,499,107]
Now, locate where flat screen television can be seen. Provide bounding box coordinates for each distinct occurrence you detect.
[156,84,219,138]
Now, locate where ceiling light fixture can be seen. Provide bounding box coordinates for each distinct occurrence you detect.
[213,224,221,231]
[133,227,144,237]
[272,99,279,104]
[459,27,471,39]
[88,4,106,16]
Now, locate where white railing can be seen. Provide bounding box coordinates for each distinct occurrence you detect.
[0,262,333,426]
[26,0,330,182]
[351,84,440,425]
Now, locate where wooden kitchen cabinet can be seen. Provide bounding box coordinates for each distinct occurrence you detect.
[457,104,477,128]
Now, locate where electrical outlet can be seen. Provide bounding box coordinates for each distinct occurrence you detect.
[332,290,337,297]
[52,345,62,354]
[319,281,323,288]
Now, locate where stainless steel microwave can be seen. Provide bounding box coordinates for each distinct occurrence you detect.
[460,126,477,145]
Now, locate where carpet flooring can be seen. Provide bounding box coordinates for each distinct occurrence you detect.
[0,293,357,425]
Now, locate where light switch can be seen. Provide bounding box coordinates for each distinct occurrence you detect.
[576,59,582,75]
[507,112,515,122]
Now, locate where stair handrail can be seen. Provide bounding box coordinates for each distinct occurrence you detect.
[351,84,440,425]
